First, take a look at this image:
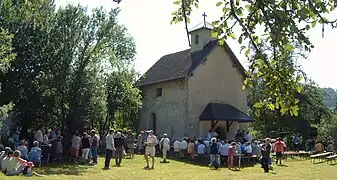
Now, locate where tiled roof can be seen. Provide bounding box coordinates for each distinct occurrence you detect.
[199,103,253,122]
[135,40,246,87]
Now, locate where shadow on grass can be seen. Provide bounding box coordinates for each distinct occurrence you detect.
[313,161,326,164]
[166,156,256,169]
[35,163,92,176]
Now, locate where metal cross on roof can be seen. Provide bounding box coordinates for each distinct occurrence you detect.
[202,12,207,26]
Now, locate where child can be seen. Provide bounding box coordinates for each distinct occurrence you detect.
[29,141,42,167]
[1,149,13,173]
[6,150,27,176]
[22,161,44,177]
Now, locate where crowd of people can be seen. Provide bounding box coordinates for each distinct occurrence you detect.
[1,126,337,176]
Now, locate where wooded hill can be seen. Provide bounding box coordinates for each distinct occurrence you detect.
[322,88,337,109]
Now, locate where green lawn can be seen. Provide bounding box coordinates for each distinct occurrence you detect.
[1,156,337,180]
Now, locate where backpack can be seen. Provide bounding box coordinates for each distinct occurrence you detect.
[210,160,220,169]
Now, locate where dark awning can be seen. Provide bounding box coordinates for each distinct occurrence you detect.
[199,103,253,123]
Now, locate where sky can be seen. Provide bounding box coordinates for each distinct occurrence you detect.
[56,0,337,89]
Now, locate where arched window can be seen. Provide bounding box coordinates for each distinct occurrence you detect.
[195,34,199,45]
[150,113,156,132]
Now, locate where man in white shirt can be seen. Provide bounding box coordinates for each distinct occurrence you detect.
[145,130,157,170]
[173,139,180,157]
[244,142,252,155]
[219,141,229,157]
[197,142,206,155]
[159,133,170,163]
[179,138,188,158]
[104,129,115,170]
[34,128,43,144]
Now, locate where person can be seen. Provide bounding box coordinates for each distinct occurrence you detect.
[90,130,100,164]
[245,131,254,142]
[209,138,219,165]
[327,141,335,152]
[12,132,19,150]
[179,138,188,158]
[137,131,145,153]
[126,131,135,159]
[22,161,44,177]
[293,135,300,151]
[16,140,28,160]
[244,142,252,156]
[42,131,51,165]
[274,138,286,165]
[144,130,157,170]
[159,133,170,163]
[34,128,43,145]
[206,130,212,140]
[70,132,81,163]
[55,130,63,161]
[196,140,206,155]
[314,140,324,154]
[173,138,180,157]
[261,138,272,172]
[228,142,237,170]
[81,132,91,164]
[219,141,229,164]
[114,132,126,167]
[0,147,11,169]
[104,129,115,169]
[29,141,42,167]
[1,149,13,173]
[6,150,27,176]
[187,139,196,160]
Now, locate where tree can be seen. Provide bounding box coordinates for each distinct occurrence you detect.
[104,70,141,135]
[0,28,15,118]
[0,1,138,137]
[249,78,332,139]
[168,0,337,116]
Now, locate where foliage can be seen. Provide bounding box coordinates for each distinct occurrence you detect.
[0,28,15,122]
[170,0,337,116]
[105,70,141,133]
[0,0,139,138]
[248,78,332,139]
[317,113,337,143]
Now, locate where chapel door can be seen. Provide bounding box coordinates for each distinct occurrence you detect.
[150,113,156,133]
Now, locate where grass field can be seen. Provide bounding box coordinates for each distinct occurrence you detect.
[1,156,337,180]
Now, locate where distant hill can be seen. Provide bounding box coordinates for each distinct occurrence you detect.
[322,88,337,109]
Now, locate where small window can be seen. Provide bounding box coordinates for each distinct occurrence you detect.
[195,34,199,45]
[156,88,162,97]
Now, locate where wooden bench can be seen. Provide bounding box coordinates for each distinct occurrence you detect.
[310,152,334,163]
[326,154,337,165]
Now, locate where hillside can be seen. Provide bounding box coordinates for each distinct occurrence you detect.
[322,88,337,109]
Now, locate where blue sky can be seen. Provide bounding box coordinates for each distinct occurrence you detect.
[56,0,337,89]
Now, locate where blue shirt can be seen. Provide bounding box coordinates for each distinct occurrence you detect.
[240,145,245,153]
[29,146,42,162]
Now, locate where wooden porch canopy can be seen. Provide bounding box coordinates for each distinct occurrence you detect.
[199,102,253,132]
